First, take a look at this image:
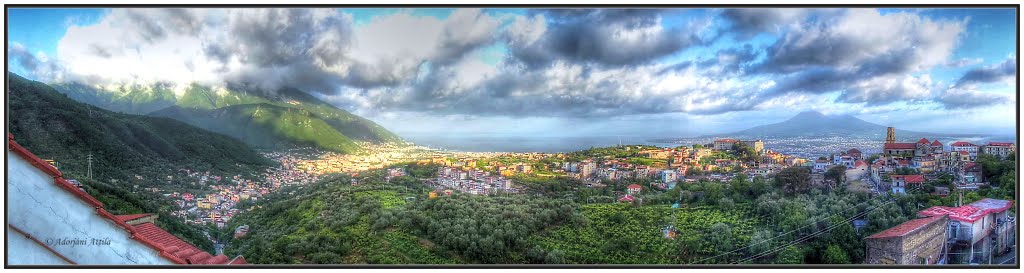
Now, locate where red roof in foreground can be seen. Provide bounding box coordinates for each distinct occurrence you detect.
[987,142,1015,147]
[618,195,635,202]
[114,213,154,223]
[918,198,1013,223]
[626,184,643,189]
[917,138,930,144]
[131,222,241,264]
[884,143,917,150]
[951,141,977,147]
[931,140,942,146]
[890,174,925,184]
[8,134,245,265]
[866,215,946,239]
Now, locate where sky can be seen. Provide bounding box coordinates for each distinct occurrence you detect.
[6,8,1019,139]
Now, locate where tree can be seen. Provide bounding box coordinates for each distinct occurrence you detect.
[775,245,804,264]
[775,167,812,195]
[544,249,566,264]
[824,165,846,183]
[822,245,850,264]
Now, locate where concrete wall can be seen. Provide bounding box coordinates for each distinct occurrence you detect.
[7,226,71,265]
[7,151,174,265]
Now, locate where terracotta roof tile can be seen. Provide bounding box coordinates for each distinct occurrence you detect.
[884,143,917,150]
[8,135,247,265]
[866,215,945,239]
[115,213,153,222]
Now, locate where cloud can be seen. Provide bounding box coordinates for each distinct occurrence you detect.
[743,9,967,105]
[51,8,502,95]
[935,87,1014,109]
[944,57,984,68]
[12,7,1014,121]
[758,9,965,74]
[954,57,1016,87]
[7,43,65,81]
[720,8,812,38]
[505,9,706,67]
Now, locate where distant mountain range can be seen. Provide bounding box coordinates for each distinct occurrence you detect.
[7,73,274,182]
[50,80,401,153]
[710,110,983,140]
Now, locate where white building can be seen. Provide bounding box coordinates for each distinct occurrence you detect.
[7,134,246,265]
[661,170,677,184]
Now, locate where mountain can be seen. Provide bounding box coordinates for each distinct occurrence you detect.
[8,73,275,181]
[50,81,402,153]
[713,110,971,139]
[7,72,277,252]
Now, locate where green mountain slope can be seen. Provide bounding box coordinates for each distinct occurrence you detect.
[150,103,361,153]
[9,73,274,179]
[8,72,277,252]
[50,81,402,153]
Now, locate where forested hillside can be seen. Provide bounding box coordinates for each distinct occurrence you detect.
[8,72,277,251]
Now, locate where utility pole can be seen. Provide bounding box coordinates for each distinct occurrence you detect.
[87,153,94,179]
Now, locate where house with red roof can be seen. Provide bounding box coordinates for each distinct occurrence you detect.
[846,148,862,160]
[889,174,925,194]
[845,160,869,181]
[7,134,246,265]
[917,198,1014,263]
[626,184,643,195]
[950,141,980,160]
[865,215,949,265]
[930,140,943,154]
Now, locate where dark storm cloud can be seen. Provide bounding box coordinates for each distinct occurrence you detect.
[506,9,705,67]
[720,8,810,38]
[954,57,1017,87]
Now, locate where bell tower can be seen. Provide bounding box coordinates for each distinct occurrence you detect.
[886,127,896,144]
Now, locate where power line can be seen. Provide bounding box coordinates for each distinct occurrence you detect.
[731,188,921,264]
[688,189,902,264]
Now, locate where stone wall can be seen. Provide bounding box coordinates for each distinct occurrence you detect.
[865,215,948,264]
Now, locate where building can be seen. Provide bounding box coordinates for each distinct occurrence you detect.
[713,139,738,151]
[739,140,764,154]
[918,198,1015,264]
[950,142,980,161]
[847,148,863,160]
[7,134,245,265]
[660,170,677,184]
[813,159,830,172]
[865,215,949,264]
[930,140,944,154]
[884,143,917,160]
[962,162,983,184]
[626,184,643,195]
[846,160,869,181]
[981,142,1015,159]
[890,175,925,194]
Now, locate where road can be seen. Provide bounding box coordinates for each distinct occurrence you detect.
[994,246,1016,265]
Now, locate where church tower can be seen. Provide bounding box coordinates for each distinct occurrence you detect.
[886,127,896,144]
